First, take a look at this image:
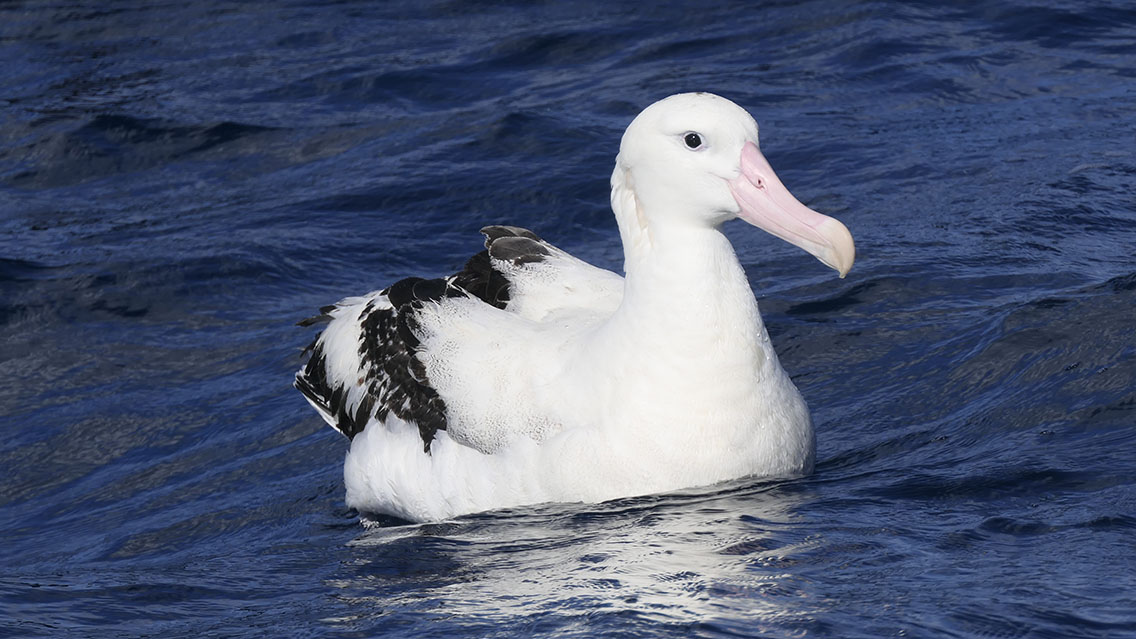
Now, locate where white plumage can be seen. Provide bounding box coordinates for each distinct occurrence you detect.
[296,93,855,522]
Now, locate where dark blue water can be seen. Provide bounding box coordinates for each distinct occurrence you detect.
[3,1,1135,637]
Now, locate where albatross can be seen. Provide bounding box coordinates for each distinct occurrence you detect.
[295,92,854,523]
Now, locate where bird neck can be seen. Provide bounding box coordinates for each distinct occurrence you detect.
[606,163,780,384]
[619,222,767,349]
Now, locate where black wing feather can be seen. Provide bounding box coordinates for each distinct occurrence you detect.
[294,226,552,452]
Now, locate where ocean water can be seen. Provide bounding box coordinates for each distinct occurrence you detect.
[2,0,1135,637]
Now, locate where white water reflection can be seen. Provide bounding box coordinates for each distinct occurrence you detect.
[327,480,824,635]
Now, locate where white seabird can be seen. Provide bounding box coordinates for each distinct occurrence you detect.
[295,92,855,523]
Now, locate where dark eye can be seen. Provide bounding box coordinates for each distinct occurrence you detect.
[683,132,703,149]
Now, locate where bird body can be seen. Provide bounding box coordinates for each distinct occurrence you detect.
[296,93,854,522]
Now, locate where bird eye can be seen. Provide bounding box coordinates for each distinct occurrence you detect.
[683,132,703,149]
